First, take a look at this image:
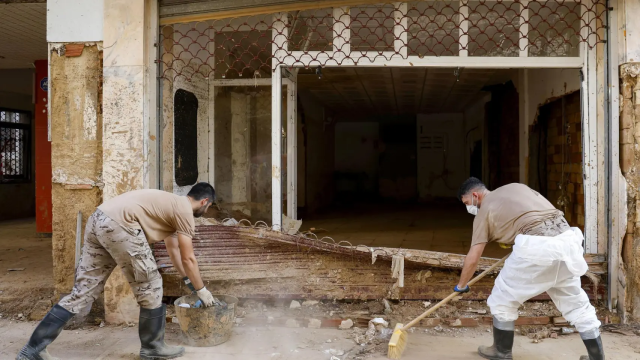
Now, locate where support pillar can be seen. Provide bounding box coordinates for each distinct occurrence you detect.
[102,0,153,324]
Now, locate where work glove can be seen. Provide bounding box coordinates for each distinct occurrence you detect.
[196,287,215,307]
[182,276,196,292]
[454,285,470,293]
[195,286,228,308]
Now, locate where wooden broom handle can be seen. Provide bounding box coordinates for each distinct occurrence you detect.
[401,253,510,331]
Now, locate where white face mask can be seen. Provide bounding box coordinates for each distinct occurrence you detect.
[466,195,478,216]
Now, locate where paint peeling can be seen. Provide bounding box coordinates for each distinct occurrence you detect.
[83,92,97,140]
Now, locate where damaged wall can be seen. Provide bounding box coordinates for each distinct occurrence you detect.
[50,44,103,295]
[537,92,584,229]
[620,64,640,320]
[214,86,272,222]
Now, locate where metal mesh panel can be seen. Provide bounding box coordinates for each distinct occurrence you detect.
[0,109,30,183]
[160,0,606,81]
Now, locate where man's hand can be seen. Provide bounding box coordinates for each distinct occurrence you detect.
[196,287,215,307]
[454,285,470,293]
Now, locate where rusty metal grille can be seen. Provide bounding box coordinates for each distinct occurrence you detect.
[159,0,606,81]
[0,109,30,183]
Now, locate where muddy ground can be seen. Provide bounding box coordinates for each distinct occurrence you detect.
[0,219,637,359]
[2,319,640,359]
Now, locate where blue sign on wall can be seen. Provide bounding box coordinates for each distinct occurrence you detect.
[40,77,48,92]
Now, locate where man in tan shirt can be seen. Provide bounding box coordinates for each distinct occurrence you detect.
[17,183,217,360]
[455,178,603,360]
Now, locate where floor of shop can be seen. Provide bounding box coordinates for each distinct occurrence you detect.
[1,320,638,360]
[0,218,55,316]
[302,203,510,259]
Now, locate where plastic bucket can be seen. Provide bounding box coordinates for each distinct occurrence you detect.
[174,294,238,347]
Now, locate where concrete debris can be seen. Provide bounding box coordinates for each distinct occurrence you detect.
[289,300,301,309]
[551,333,558,339]
[423,301,432,308]
[222,219,239,226]
[391,254,405,288]
[434,325,444,332]
[339,319,354,330]
[282,215,302,235]
[308,319,322,329]
[370,318,389,328]
[330,357,340,360]
[302,300,319,307]
[328,349,345,356]
[383,299,392,314]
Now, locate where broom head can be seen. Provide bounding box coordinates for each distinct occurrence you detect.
[387,323,408,359]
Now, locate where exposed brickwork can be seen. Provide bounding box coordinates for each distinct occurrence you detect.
[542,92,585,229]
[620,64,640,320]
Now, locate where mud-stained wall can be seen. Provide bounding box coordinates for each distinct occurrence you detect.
[214,87,272,222]
[50,45,103,295]
[620,64,640,320]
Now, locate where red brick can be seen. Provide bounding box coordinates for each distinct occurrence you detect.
[65,43,85,57]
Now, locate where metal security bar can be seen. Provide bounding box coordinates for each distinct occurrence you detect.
[159,0,606,81]
[0,109,31,183]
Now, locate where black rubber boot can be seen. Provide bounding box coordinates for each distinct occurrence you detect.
[478,326,514,360]
[16,304,75,360]
[139,304,185,360]
[579,336,604,360]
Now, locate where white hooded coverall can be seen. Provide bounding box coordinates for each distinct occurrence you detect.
[487,228,601,333]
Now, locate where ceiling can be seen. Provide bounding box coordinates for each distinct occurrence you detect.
[0,3,47,69]
[297,67,517,116]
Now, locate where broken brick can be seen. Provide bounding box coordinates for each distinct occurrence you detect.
[65,44,85,57]
[515,317,551,326]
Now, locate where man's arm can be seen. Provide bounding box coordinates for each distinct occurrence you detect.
[176,233,205,290]
[164,234,186,277]
[456,242,487,289]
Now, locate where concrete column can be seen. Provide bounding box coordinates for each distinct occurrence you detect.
[102,0,148,324]
[50,45,103,298]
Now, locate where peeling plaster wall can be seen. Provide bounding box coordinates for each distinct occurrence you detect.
[49,45,103,295]
[620,64,640,320]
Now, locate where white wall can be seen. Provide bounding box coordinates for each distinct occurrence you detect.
[619,0,640,63]
[417,114,465,199]
[47,0,104,42]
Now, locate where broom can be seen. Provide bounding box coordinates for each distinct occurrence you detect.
[387,253,510,359]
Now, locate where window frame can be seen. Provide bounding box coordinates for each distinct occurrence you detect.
[0,108,32,184]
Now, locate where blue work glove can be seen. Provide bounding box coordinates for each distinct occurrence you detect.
[454,285,470,293]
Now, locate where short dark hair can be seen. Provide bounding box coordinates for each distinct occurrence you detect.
[457,177,486,201]
[188,182,216,204]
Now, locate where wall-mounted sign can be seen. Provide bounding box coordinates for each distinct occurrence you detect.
[40,77,48,92]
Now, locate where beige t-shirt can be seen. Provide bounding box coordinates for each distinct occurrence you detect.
[471,183,564,246]
[98,189,195,243]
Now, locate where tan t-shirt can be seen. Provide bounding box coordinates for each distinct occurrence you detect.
[471,183,564,246]
[98,189,195,243]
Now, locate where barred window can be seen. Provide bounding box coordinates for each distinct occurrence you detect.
[0,109,31,183]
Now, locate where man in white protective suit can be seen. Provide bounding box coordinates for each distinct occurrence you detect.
[454,177,604,360]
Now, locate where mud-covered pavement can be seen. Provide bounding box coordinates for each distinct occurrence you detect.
[2,319,640,360]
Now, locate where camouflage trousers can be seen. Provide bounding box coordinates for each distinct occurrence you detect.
[58,209,163,314]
